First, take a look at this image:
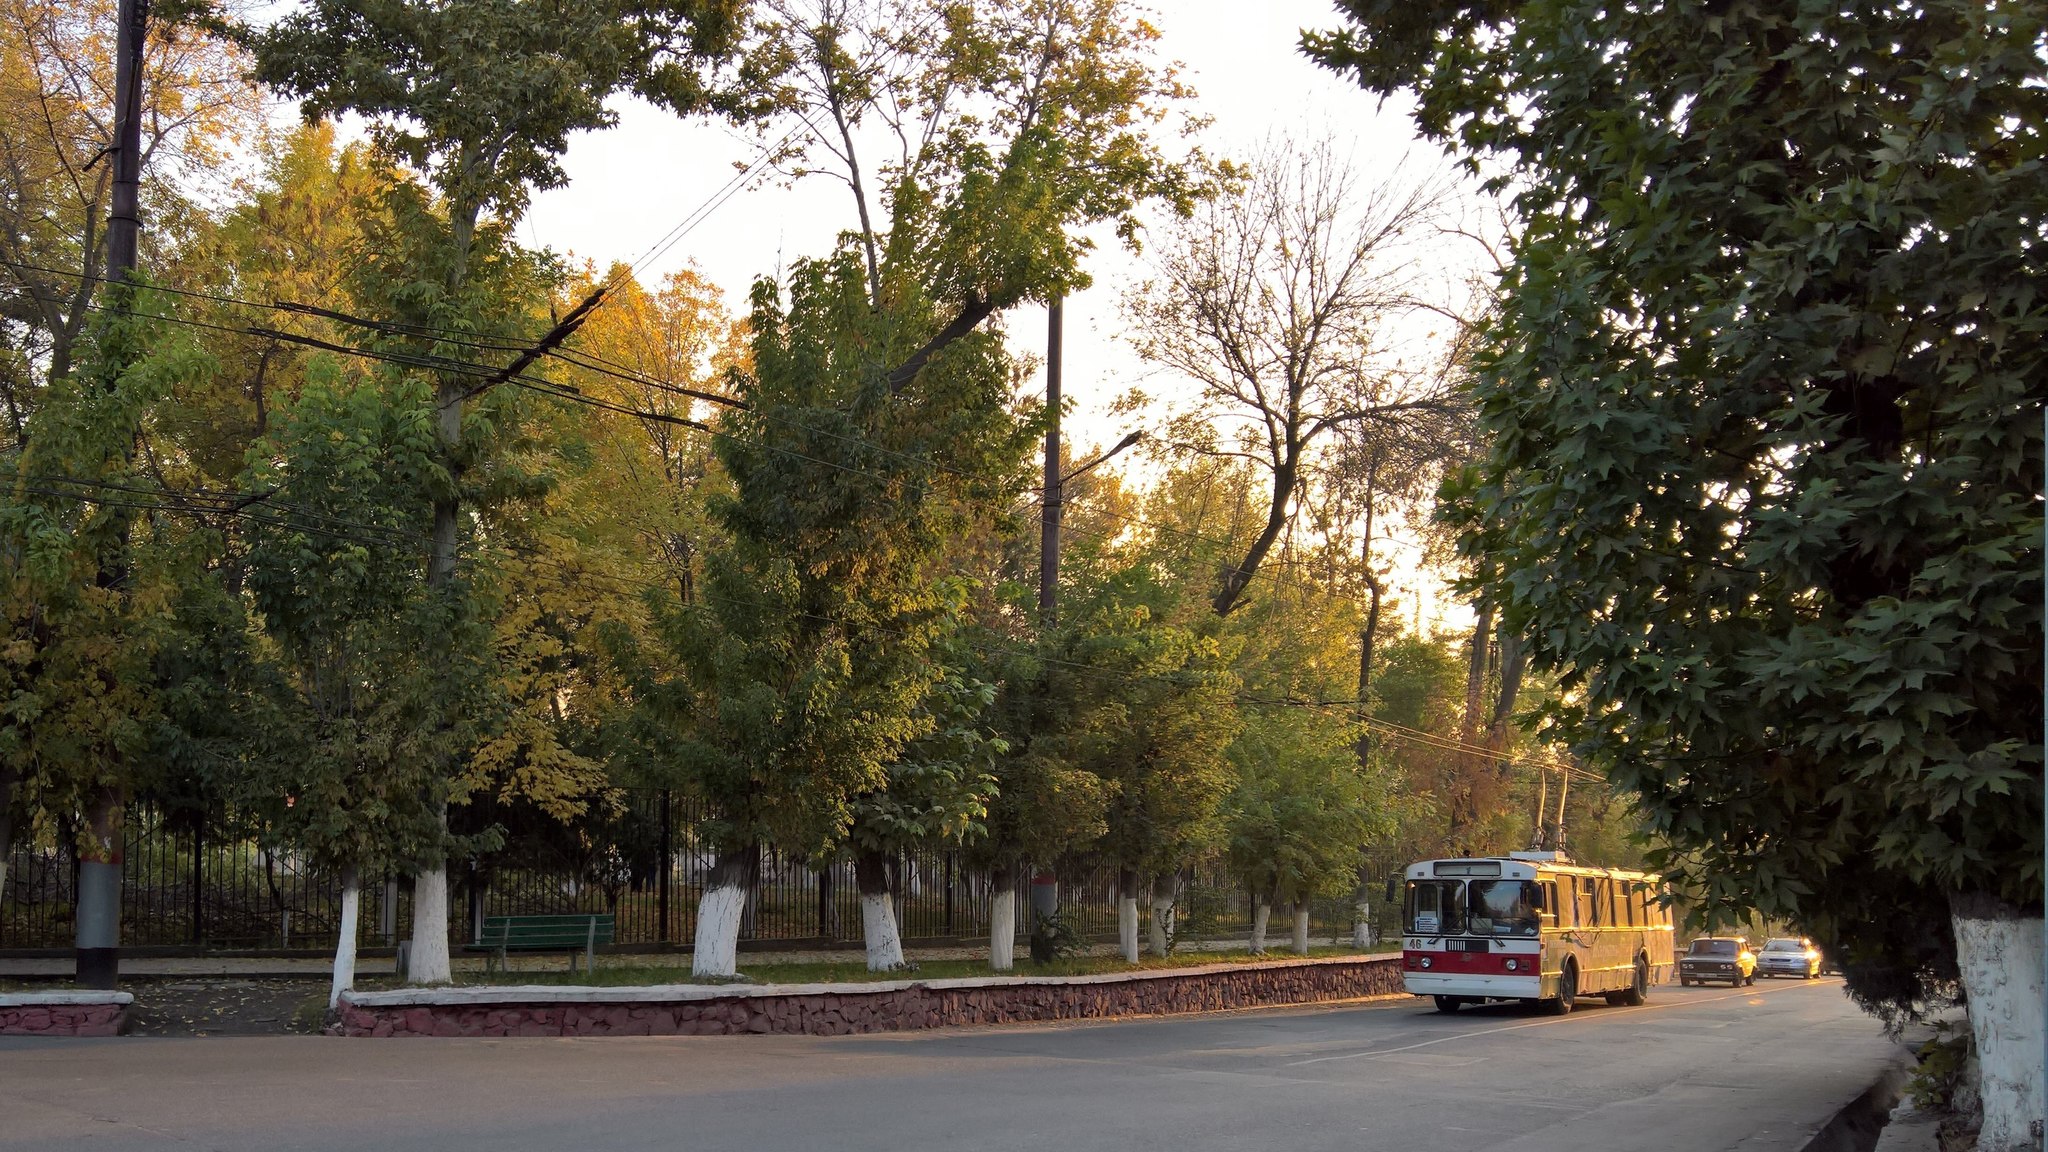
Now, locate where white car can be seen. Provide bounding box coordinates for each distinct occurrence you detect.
[1756,937,1821,979]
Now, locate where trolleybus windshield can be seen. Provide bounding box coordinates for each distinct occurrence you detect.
[1466,879,1541,936]
[1404,879,1466,936]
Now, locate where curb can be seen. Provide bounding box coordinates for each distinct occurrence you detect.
[1799,1055,1914,1152]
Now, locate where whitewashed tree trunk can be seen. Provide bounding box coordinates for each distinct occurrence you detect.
[1352,896,1372,949]
[407,863,452,984]
[989,866,1016,972]
[1951,892,2045,1152]
[856,851,907,971]
[1148,873,1178,957]
[1250,897,1271,954]
[1117,869,1140,962]
[692,848,756,978]
[329,865,360,1010]
[1291,901,1311,954]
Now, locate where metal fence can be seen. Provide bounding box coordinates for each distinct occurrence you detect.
[2,796,1405,953]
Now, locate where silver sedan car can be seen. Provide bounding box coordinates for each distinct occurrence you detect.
[1756,937,1822,979]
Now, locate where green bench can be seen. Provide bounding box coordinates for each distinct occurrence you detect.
[464,913,615,976]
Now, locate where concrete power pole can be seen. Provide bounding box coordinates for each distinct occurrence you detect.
[1039,298,1062,625]
[75,0,150,990]
[1030,299,1064,939]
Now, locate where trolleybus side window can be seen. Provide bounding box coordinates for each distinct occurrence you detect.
[1468,879,1541,936]
[1405,880,1465,935]
[1581,877,1603,927]
[1540,880,1563,927]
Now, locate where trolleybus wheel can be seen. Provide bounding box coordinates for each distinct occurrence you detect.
[1609,954,1650,1006]
[1543,961,1577,1015]
[1433,995,1462,1014]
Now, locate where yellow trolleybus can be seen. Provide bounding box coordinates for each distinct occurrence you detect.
[1400,851,1675,1014]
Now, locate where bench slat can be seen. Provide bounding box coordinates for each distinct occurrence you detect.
[465,914,615,952]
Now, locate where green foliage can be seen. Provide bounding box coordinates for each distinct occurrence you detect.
[661,250,1034,859]
[1313,0,2045,1016]
[0,288,214,845]
[1224,707,1393,906]
[846,662,1006,858]
[1028,905,1085,965]
[242,0,752,220]
[237,371,494,872]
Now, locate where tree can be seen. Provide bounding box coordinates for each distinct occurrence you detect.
[1224,706,1392,954]
[1310,3,2044,1144]
[844,660,1004,969]
[664,0,1203,973]
[1124,134,1457,617]
[661,249,1033,976]
[241,0,753,983]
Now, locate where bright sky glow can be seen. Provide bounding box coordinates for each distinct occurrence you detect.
[517,0,1485,637]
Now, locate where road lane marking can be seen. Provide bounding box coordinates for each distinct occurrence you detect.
[1283,978,1837,1066]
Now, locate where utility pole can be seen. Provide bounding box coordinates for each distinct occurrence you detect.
[76,0,149,990]
[1030,298,1064,940]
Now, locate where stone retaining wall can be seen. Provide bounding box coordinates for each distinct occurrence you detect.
[0,991,132,1036]
[334,955,1405,1038]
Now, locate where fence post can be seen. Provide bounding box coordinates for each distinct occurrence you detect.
[189,812,202,946]
[658,790,671,945]
[944,853,955,937]
[817,863,832,940]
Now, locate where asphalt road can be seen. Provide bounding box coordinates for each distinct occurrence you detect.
[1,976,1899,1152]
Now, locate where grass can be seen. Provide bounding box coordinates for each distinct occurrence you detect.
[450,943,1397,988]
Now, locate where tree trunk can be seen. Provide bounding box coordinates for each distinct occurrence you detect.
[1212,457,1298,616]
[73,786,122,988]
[1351,878,1373,950]
[1116,869,1140,963]
[989,864,1016,972]
[1148,873,1179,956]
[855,850,907,971]
[1291,901,1311,955]
[1354,462,1381,766]
[1950,891,2045,1152]
[1448,602,1497,843]
[1250,895,1271,954]
[411,194,482,987]
[329,865,360,1010]
[407,863,452,984]
[692,847,757,978]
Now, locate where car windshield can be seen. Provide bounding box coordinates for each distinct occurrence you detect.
[1405,880,1466,936]
[1763,940,1805,952]
[1689,939,1738,956]
[1467,880,1541,936]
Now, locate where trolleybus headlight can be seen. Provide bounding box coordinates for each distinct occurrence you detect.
[1419,956,1432,969]
[1504,959,1519,972]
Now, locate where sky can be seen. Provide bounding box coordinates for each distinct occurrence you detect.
[517,0,1483,637]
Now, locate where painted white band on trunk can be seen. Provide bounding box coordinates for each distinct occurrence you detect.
[1250,901,1271,954]
[1149,897,1175,956]
[407,865,452,985]
[330,874,360,1010]
[861,891,906,971]
[1292,903,1311,954]
[1118,896,1139,963]
[692,883,746,978]
[1952,907,2045,1151]
[989,889,1016,971]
